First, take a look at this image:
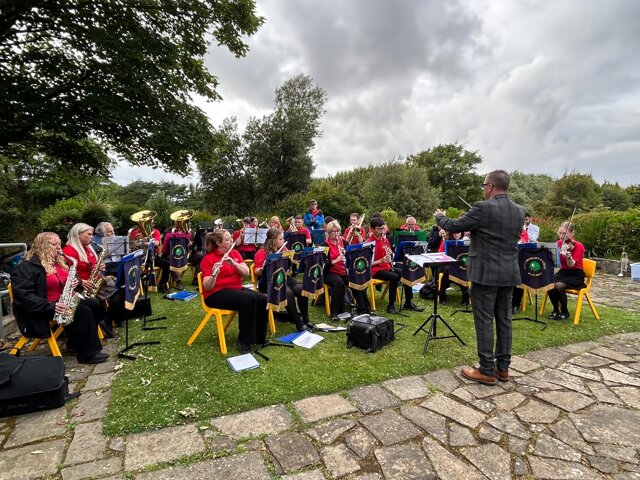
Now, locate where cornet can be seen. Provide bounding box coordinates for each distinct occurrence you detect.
[286,216,297,232]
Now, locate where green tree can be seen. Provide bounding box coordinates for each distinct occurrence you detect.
[198,118,258,215]
[508,171,555,215]
[246,74,327,206]
[363,162,440,220]
[537,172,602,219]
[407,143,483,208]
[602,182,633,211]
[626,185,640,207]
[1,0,263,174]
[306,179,364,227]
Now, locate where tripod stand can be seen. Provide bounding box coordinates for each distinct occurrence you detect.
[118,251,163,360]
[412,263,466,354]
[513,289,547,330]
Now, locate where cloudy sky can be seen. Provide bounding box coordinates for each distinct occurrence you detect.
[113,0,640,187]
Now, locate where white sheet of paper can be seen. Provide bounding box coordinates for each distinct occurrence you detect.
[292,330,324,348]
[227,353,260,372]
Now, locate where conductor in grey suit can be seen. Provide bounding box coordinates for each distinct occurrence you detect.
[434,170,525,386]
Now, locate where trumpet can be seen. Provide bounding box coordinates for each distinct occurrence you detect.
[346,213,365,243]
[258,218,268,228]
[212,243,237,277]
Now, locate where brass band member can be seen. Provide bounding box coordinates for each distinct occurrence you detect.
[369,217,424,314]
[323,220,371,318]
[200,230,268,353]
[233,217,258,261]
[344,213,368,245]
[129,218,171,294]
[269,216,284,232]
[400,216,421,232]
[254,228,314,331]
[10,232,107,363]
[294,215,313,245]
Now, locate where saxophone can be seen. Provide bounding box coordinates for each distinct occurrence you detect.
[84,250,106,299]
[53,255,84,326]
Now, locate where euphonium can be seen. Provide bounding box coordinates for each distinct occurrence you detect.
[85,249,106,298]
[53,255,84,326]
[170,209,194,233]
[128,210,157,251]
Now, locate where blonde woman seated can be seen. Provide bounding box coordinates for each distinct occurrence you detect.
[254,228,313,331]
[200,230,268,353]
[10,232,107,364]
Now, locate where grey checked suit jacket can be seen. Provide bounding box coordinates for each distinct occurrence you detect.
[435,194,525,287]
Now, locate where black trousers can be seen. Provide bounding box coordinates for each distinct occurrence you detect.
[373,267,413,306]
[259,278,308,327]
[324,273,370,316]
[65,303,102,360]
[155,256,170,285]
[205,288,268,345]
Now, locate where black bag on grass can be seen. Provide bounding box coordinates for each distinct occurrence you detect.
[0,353,76,417]
[346,314,394,352]
[419,279,437,300]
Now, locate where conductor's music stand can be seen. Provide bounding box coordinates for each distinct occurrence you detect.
[409,253,466,354]
[116,250,161,360]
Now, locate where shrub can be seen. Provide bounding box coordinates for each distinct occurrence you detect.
[111,204,143,235]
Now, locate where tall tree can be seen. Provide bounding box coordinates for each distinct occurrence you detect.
[246,74,327,206]
[0,0,263,174]
[508,171,555,215]
[198,118,258,215]
[537,172,602,219]
[601,182,633,211]
[407,143,483,209]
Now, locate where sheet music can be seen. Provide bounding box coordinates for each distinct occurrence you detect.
[406,252,457,266]
[103,236,129,257]
[292,330,325,348]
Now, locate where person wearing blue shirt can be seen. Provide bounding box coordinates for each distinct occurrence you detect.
[303,199,325,229]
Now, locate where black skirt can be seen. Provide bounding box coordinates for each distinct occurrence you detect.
[553,268,585,289]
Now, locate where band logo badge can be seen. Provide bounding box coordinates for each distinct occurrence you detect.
[172,244,185,260]
[306,264,322,287]
[524,256,545,277]
[272,267,286,291]
[127,264,140,291]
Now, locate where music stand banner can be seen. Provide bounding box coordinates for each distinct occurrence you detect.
[444,241,470,288]
[518,247,555,293]
[166,233,191,273]
[145,241,158,292]
[311,228,326,246]
[284,232,307,265]
[399,242,427,286]
[345,243,374,290]
[299,249,326,298]
[120,251,144,310]
[264,255,290,311]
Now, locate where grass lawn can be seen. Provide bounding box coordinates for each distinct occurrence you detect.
[103,271,640,436]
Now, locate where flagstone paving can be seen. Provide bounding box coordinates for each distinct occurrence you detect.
[1,275,640,479]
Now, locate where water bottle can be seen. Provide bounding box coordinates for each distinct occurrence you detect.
[619,250,629,277]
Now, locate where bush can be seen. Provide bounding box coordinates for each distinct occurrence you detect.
[111,204,143,235]
[40,198,85,239]
[81,204,113,229]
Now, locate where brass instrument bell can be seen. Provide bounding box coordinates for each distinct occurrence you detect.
[170,209,194,232]
[130,210,157,239]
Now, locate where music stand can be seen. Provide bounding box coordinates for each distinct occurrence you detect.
[393,241,427,317]
[442,240,473,316]
[140,244,167,331]
[116,250,161,360]
[409,253,466,353]
[512,244,552,330]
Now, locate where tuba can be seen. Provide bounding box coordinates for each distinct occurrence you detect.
[128,210,157,251]
[170,209,194,233]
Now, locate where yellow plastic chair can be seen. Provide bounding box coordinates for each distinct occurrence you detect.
[539,258,600,325]
[249,263,259,291]
[188,272,275,354]
[368,279,401,311]
[8,283,62,357]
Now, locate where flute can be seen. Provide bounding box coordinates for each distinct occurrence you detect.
[211,243,237,277]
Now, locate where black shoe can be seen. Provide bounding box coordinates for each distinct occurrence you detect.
[159,283,170,294]
[440,300,447,306]
[557,312,569,321]
[548,312,558,320]
[175,280,184,291]
[78,352,109,364]
[296,324,309,332]
[358,308,373,315]
[236,339,252,354]
[403,302,425,312]
[386,305,399,314]
[305,321,316,330]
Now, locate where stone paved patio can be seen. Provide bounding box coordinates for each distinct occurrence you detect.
[1,274,640,479]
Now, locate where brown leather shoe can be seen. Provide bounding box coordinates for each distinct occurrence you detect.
[496,369,509,382]
[461,367,497,386]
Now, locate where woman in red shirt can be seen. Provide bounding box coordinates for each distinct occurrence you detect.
[547,222,585,320]
[254,228,313,331]
[200,230,268,353]
[323,221,371,319]
[11,232,106,363]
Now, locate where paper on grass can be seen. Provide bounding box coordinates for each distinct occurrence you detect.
[227,353,260,372]
[292,330,324,349]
